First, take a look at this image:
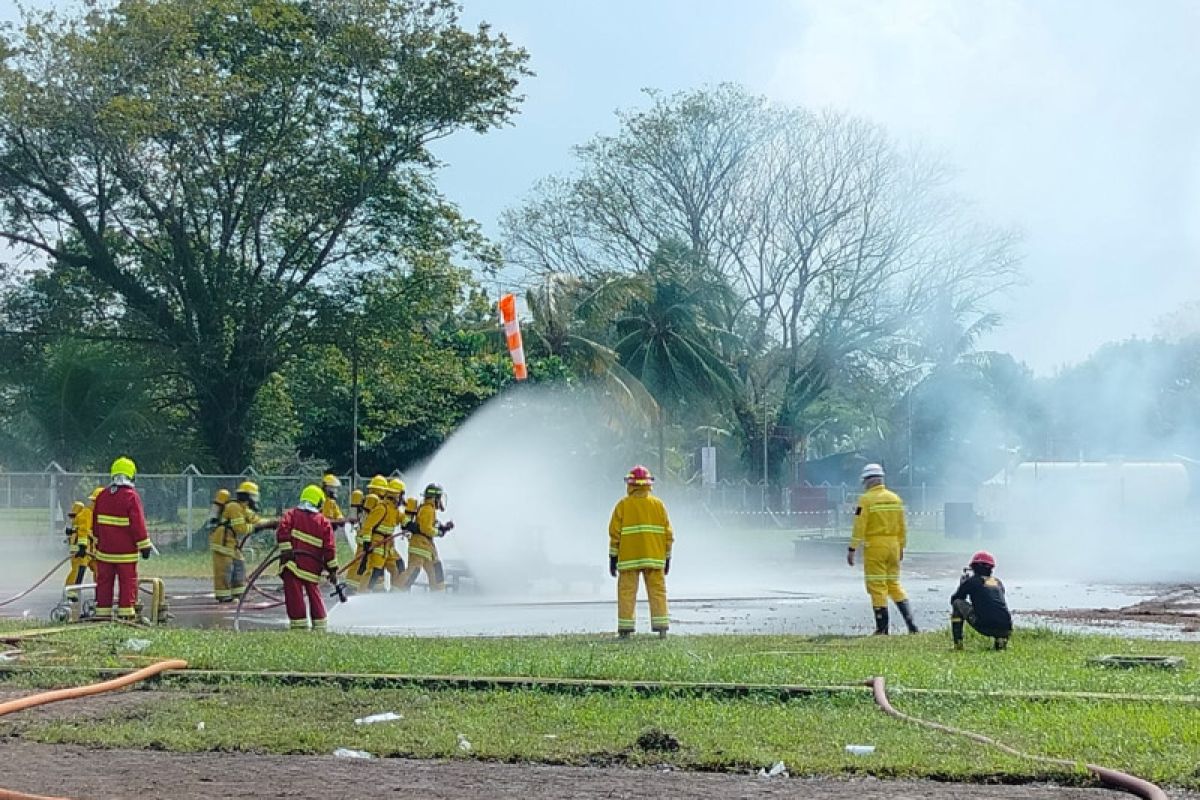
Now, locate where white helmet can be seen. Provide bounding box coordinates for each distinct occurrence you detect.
[860,463,885,481]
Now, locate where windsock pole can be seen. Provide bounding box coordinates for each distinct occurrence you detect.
[498,293,528,381]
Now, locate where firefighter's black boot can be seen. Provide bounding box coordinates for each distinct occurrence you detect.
[896,599,919,633]
[872,606,889,635]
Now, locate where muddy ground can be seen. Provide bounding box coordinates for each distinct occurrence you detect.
[1033,585,1200,633]
[0,741,1177,800]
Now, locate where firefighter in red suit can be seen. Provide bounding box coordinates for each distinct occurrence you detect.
[276,485,339,631]
[91,456,152,621]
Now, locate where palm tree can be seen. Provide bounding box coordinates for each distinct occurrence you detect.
[524,272,660,428]
[613,243,737,478]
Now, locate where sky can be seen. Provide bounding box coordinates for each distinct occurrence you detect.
[4,0,1200,373]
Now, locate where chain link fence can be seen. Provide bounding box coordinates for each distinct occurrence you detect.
[0,465,381,550]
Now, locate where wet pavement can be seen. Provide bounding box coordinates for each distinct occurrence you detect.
[0,542,1188,638]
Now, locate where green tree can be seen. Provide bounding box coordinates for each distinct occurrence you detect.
[613,242,736,477]
[0,0,528,469]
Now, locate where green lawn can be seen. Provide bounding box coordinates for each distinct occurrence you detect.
[0,625,1197,788]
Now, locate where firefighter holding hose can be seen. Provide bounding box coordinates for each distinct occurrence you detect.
[276,485,339,631]
[63,490,98,602]
[92,457,152,622]
[847,463,919,635]
[397,483,452,591]
[210,481,274,602]
[608,465,673,639]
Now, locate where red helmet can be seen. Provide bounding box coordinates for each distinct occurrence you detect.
[625,465,654,486]
[969,551,996,568]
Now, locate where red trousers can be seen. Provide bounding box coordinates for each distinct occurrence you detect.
[95,560,138,619]
[281,570,327,630]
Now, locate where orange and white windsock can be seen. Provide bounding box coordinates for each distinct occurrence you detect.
[498,293,528,381]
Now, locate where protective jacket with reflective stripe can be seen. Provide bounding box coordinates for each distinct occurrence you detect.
[276,507,337,584]
[321,496,344,525]
[93,485,151,563]
[410,501,441,561]
[70,506,94,552]
[849,484,907,551]
[210,500,251,559]
[608,486,673,571]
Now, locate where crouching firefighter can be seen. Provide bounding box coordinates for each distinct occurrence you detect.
[608,465,673,639]
[397,483,452,591]
[952,551,1012,650]
[847,463,918,635]
[276,485,340,631]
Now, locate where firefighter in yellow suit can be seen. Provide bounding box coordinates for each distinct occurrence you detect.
[847,463,918,635]
[357,477,402,592]
[398,484,451,591]
[63,488,101,601]
[348,475,387,587]
[211,481,275,602]
[320,474,345,525]
[608,465,673,639]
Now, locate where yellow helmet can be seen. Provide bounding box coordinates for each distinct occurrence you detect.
[299,484,324,507]
[236,481,260,499]
[110,456,137,480]
[350,489,364,508]
[89,487,104,502]
[212,488,230,506]
[322,473,341,489]
[387,477,405,497]
[69,501,84,517]
[404,497,418,514]
[367,475,388,495]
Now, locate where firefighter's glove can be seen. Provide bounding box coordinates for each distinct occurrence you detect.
[140,548,152,560]
[438,521,455,536]
[608,555,617,578]
[75,544,87,558]
[846,548,855,567]
[279,551,294,565]
[664,558,670,576]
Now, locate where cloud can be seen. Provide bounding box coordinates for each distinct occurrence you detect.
[766,0,1200,371]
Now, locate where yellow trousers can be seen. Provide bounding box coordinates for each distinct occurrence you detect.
[358,550,404,592]
[397,554,444,591]
[617,568,669,633]
[64,557,94,600]
[863,536,907,607]
[211,551,246,601]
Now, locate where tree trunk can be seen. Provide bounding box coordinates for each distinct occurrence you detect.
[190,353,275,473]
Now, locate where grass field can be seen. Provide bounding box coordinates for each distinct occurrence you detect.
[1,624,1197,788]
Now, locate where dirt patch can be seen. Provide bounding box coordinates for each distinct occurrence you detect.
[0,741,1179,800]
[1035,585,1200,632]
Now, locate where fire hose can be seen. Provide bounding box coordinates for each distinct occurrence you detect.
[233,547,347,632]
[867,676,1168,800]
[0,659,188,800]
[0,558,70,609]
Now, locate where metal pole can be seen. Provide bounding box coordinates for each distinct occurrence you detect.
[48,471,57,538]
[351,331,360,491]
[186,472,194,550]
[762,390,769,511]
[908,391,914,486]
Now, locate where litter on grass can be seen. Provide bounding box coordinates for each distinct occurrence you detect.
[333,748,374,759]
[122,639,152,652]
[354,712,403,725]
[457,734,473,753]
[845,745,876,755]
[759,761,788,777]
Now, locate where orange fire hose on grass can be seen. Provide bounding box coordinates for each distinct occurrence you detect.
[0,659,188,800]
[867,676,1169,800]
